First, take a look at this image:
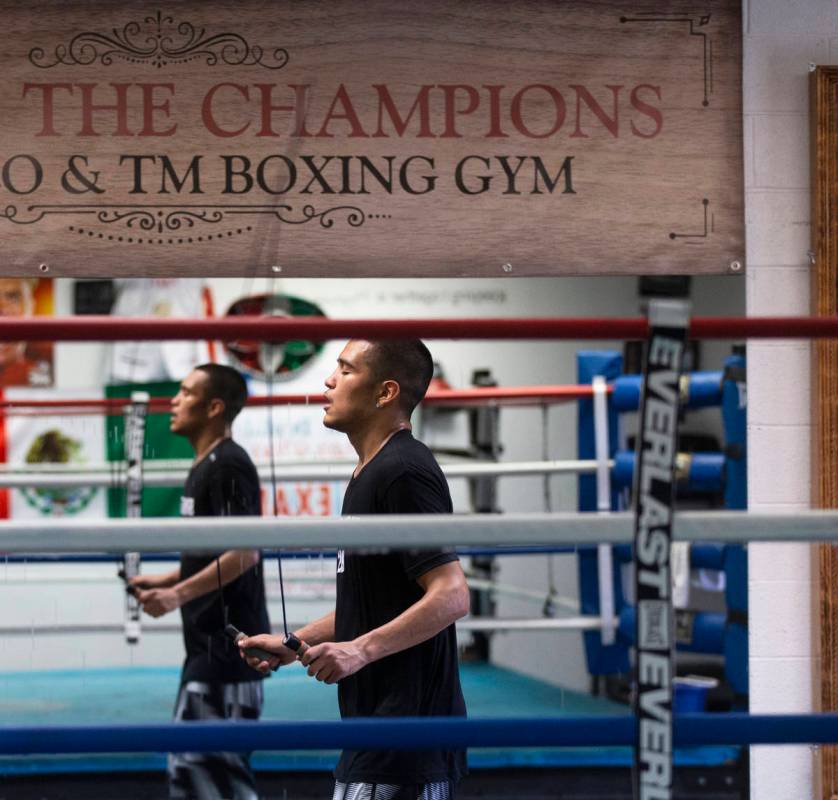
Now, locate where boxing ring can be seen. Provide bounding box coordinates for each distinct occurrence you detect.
[0,312,835,799]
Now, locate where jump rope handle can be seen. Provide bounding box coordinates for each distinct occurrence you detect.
[282,632,310,658]
[225,624,281,671]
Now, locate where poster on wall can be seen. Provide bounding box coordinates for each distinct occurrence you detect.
[104,380,192,518]
[0,1,743,277]
[236,401,353,519]
[0,388,105,519]
[222,292,326,380]
[107,278,213,384]
[0,278,53,387]
[224,290,353,517]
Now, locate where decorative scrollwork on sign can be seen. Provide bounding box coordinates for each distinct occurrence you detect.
[2,205,39,224]
[96,209,157,230]
[227,205,367,228]
[96,208,225,233]
[29,10,289,70]
[164,210,225,230]
[620,12,714,106]
[670,198,711,242]
[0,204,369,233]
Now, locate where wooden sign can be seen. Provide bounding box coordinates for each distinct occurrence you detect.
[0,1,744,277]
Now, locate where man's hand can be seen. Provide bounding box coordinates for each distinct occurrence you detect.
[135,587,181,618]
[301,641,367,685]
[238,634,297,674]
[128,573,173,592]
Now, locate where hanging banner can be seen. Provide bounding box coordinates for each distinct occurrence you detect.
[0,1,743,277]
[3,387,106,519]
[632,300,688,800]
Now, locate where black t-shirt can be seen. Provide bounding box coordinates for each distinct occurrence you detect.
[334,430,467,785]
[179,438,271,684]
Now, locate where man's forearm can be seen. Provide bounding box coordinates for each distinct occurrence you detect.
[175,549,260,605]
[154,568,181,588]
[354,575,468,665]
[294,611,336,647]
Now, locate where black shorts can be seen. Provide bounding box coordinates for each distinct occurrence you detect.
[332,780,454,800]
[168,679,263,800]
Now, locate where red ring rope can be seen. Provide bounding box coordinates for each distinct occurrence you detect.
[3,314,836,342]
[0,316,647,341]
[0,385,603,416]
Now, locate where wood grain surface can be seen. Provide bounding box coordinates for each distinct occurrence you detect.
[811,65,838,800]
[0,1,744,277]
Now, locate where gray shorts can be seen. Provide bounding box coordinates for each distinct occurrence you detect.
[168,679,264,800]
[332,781,453,800]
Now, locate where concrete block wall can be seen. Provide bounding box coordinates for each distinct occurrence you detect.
[744,1,830,796]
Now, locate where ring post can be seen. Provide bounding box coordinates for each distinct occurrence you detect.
[122,390,149,644]
[593,375,616,646]
[632,300,689,800]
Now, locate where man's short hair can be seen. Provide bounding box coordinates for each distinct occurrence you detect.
[195,363,248,424]
[365,339,434,417]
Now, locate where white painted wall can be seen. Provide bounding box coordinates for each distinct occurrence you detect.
[743,1,825,797]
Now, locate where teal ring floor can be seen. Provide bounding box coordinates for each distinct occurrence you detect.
[0,662,738,775]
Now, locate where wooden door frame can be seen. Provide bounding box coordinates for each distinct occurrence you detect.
[811,65,838,800]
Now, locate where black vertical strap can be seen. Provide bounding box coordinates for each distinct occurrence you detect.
[260,289,291,639]
[122,391,149,644]
[265,358,290,638]
[632,299,689,800]
[253,133,305,642]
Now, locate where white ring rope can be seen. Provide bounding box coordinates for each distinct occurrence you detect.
[0,454,593,473]
[0,459,357,473]
[0,571,578,613]
[0,570,578,612]
[0,617,607,637]
[465,576,580,613]
[0,459,604,489]
[0,510,835,552]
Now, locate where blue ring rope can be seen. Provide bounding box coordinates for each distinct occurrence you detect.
[1,546,577,564]
[1,713,837,755]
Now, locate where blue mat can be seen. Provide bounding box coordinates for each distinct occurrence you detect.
[0,663,738,775]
